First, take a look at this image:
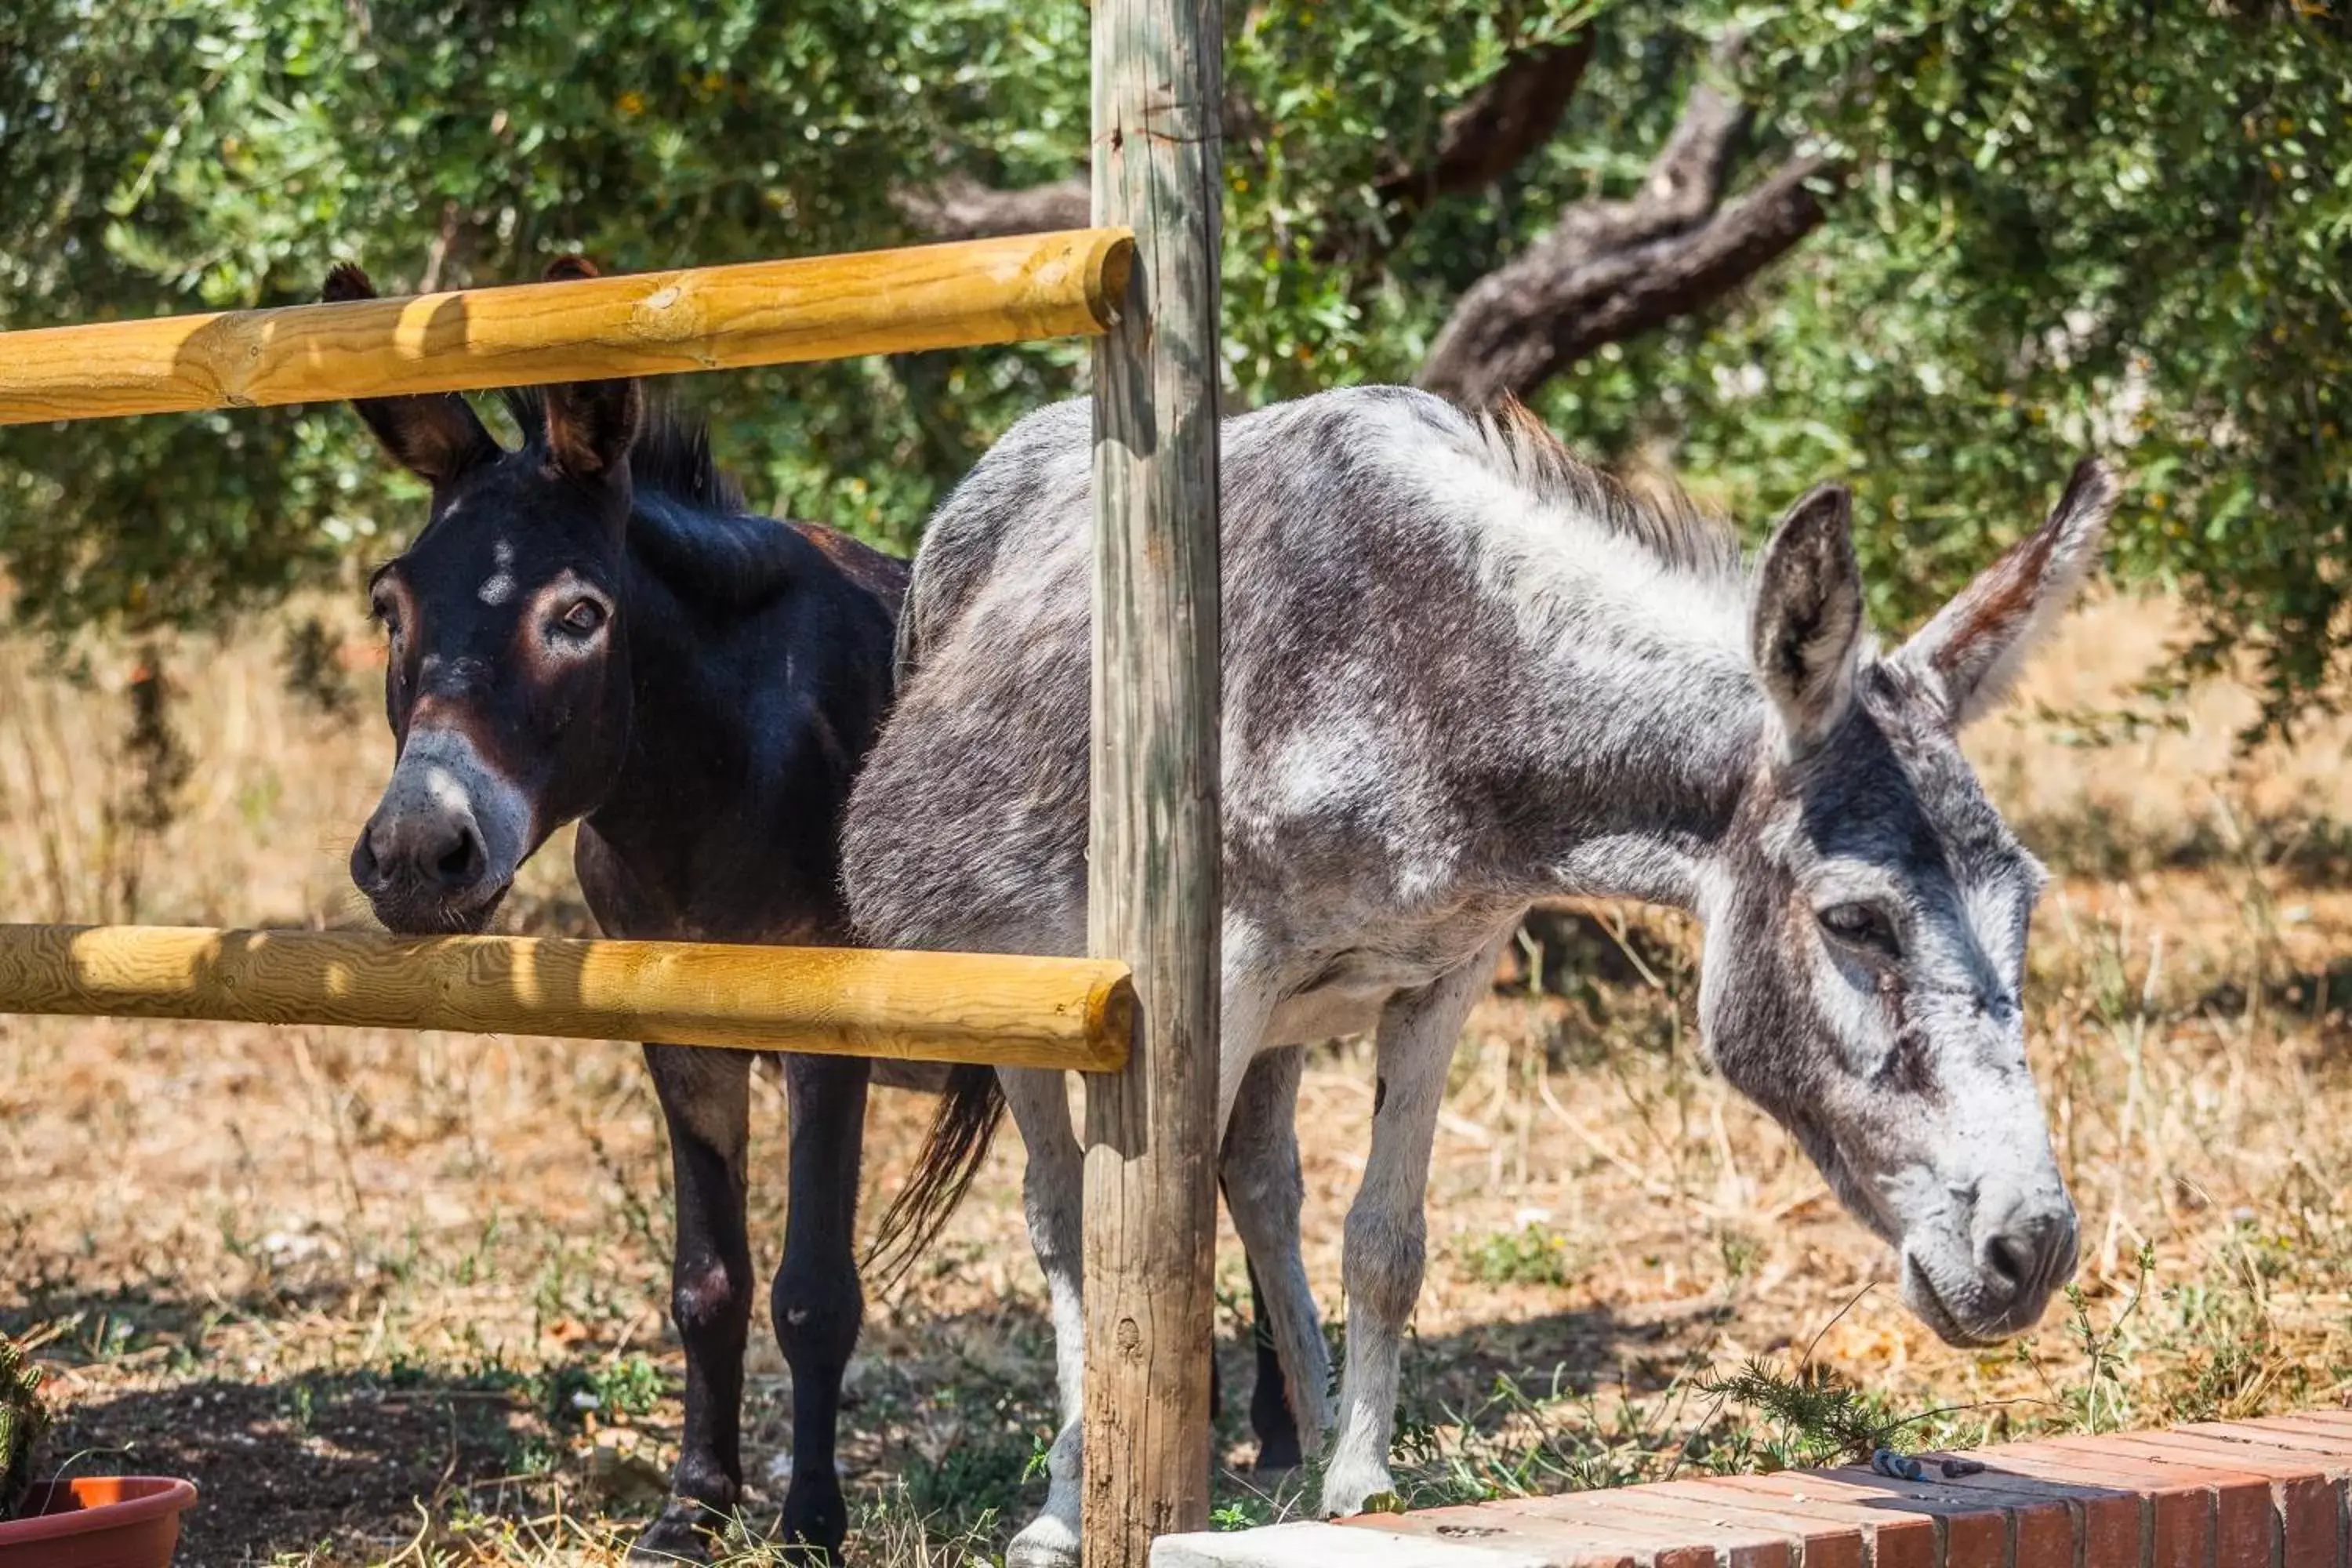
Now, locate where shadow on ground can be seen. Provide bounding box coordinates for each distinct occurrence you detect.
[37,1368,576,1566]
[6,1279,1737,1563]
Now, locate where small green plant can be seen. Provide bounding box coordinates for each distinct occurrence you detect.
[539,1352,666,1427]
[2055,1243,2157,1435]
[1697,1356,1904,1472]
[0,1333,54,1522]
[1211,1495,1276,1531]
[1463,1225,1578,1288]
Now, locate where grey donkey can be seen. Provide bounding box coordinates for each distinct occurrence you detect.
[841,384,2115,1562]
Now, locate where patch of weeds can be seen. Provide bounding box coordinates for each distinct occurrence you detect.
[539,1353,665,1427]
[280,616,356,719]
[2151,1234,2303,1422]
[1694,1357,1910,1472]
[1463,1225,1580,1288]
[834,1477,1004,1567]
[1390,1359,1709,1508]
[904,1419,1039,1523]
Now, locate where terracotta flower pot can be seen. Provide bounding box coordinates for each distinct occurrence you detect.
[0,1477,198,1568]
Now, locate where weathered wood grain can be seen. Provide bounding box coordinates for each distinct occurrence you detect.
[0,229,1133,426]
[1081,0,1225,1562]
[0,924,1133,1070]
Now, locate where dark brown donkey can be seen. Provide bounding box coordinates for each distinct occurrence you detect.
[323,257,999,1561]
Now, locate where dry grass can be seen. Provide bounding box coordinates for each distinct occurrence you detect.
[5,591,2352,1565]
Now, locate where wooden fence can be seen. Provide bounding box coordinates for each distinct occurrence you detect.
[0,4,1224,1563]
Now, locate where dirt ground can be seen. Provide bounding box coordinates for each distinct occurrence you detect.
[5,592,2352,1564]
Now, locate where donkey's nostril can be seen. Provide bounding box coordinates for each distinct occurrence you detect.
[1975,1197,2078,1314]
[434,822,485,887]
[350,826,384,887]
[1984,1232,2028,1288]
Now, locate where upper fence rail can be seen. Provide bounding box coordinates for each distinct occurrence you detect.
[0,924,1134,1070]
[0,228,1133,426]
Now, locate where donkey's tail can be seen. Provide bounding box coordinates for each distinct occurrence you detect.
[862,1062,1007,1291]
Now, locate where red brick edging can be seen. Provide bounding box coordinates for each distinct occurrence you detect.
[1151,1412,2352,1567]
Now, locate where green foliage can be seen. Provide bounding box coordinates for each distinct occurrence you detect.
[4,0,2348,724]
[0,1333,52,1522]
[1697,1356,1905,1471]
[539,1352,666,1428]
[1389,1363,1700,1504]
[1704,2,2352,733]
[1462,1224,1581,1288]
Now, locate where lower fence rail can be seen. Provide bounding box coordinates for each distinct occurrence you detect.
[0,924,1132,1070]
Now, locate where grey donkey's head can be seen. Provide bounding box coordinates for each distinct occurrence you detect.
[1695,459,2118,1346]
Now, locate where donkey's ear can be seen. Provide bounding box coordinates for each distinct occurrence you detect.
[534,256,642,479]
[321,263,501,485]
[1893,458,2117,729]
[321,262,379,304]
[541,377,642,481]
[1751,484,1865,762]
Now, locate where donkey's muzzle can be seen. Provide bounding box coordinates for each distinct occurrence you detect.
[354,806,485,891]
[1973,1186,2079,1319]
[350,724,532,933]
[350,802,501,931]
[1903,1184,2078,1346]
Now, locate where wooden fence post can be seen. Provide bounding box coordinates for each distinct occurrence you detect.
[1082,0,1224,1562]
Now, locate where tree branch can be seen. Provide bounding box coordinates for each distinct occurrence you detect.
[1417,149,1838,407]
[891,174,1091,241]
[1537,78,1751,260]
[1320,33,1597,263]
[898,36,1596,261]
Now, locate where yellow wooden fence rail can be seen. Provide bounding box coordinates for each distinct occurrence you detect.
[0,228,1131,426]
[0,924,1132,1071]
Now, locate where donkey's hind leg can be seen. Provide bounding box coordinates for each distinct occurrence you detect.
[632,1044,755,1564]
[1000,1066,1085,1568]
[1003,967,1281,1568]
[772,1051,873,1561]
[1220,1044,1328,1471]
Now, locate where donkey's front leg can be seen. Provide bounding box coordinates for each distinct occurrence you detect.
[1320,941,1503,1518]
[1000,1066,1086,1568]
[633,1044,755,1564]
[772,1051,873,1561]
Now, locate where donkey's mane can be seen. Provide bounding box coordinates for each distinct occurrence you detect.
[499,387,748,513]
[501,388,812,612]
[1472,397,1739,579]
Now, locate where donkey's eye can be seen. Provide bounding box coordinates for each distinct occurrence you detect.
[1819,902,1898,954]
[557,599,608,636]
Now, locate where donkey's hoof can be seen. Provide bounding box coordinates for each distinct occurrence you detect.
[627,1501,721,1564]
[1007,1512,1081,1568]
[1250,1429,1305,1473]
[1319,1459,1399,1520]
[781,1475,849,1563]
